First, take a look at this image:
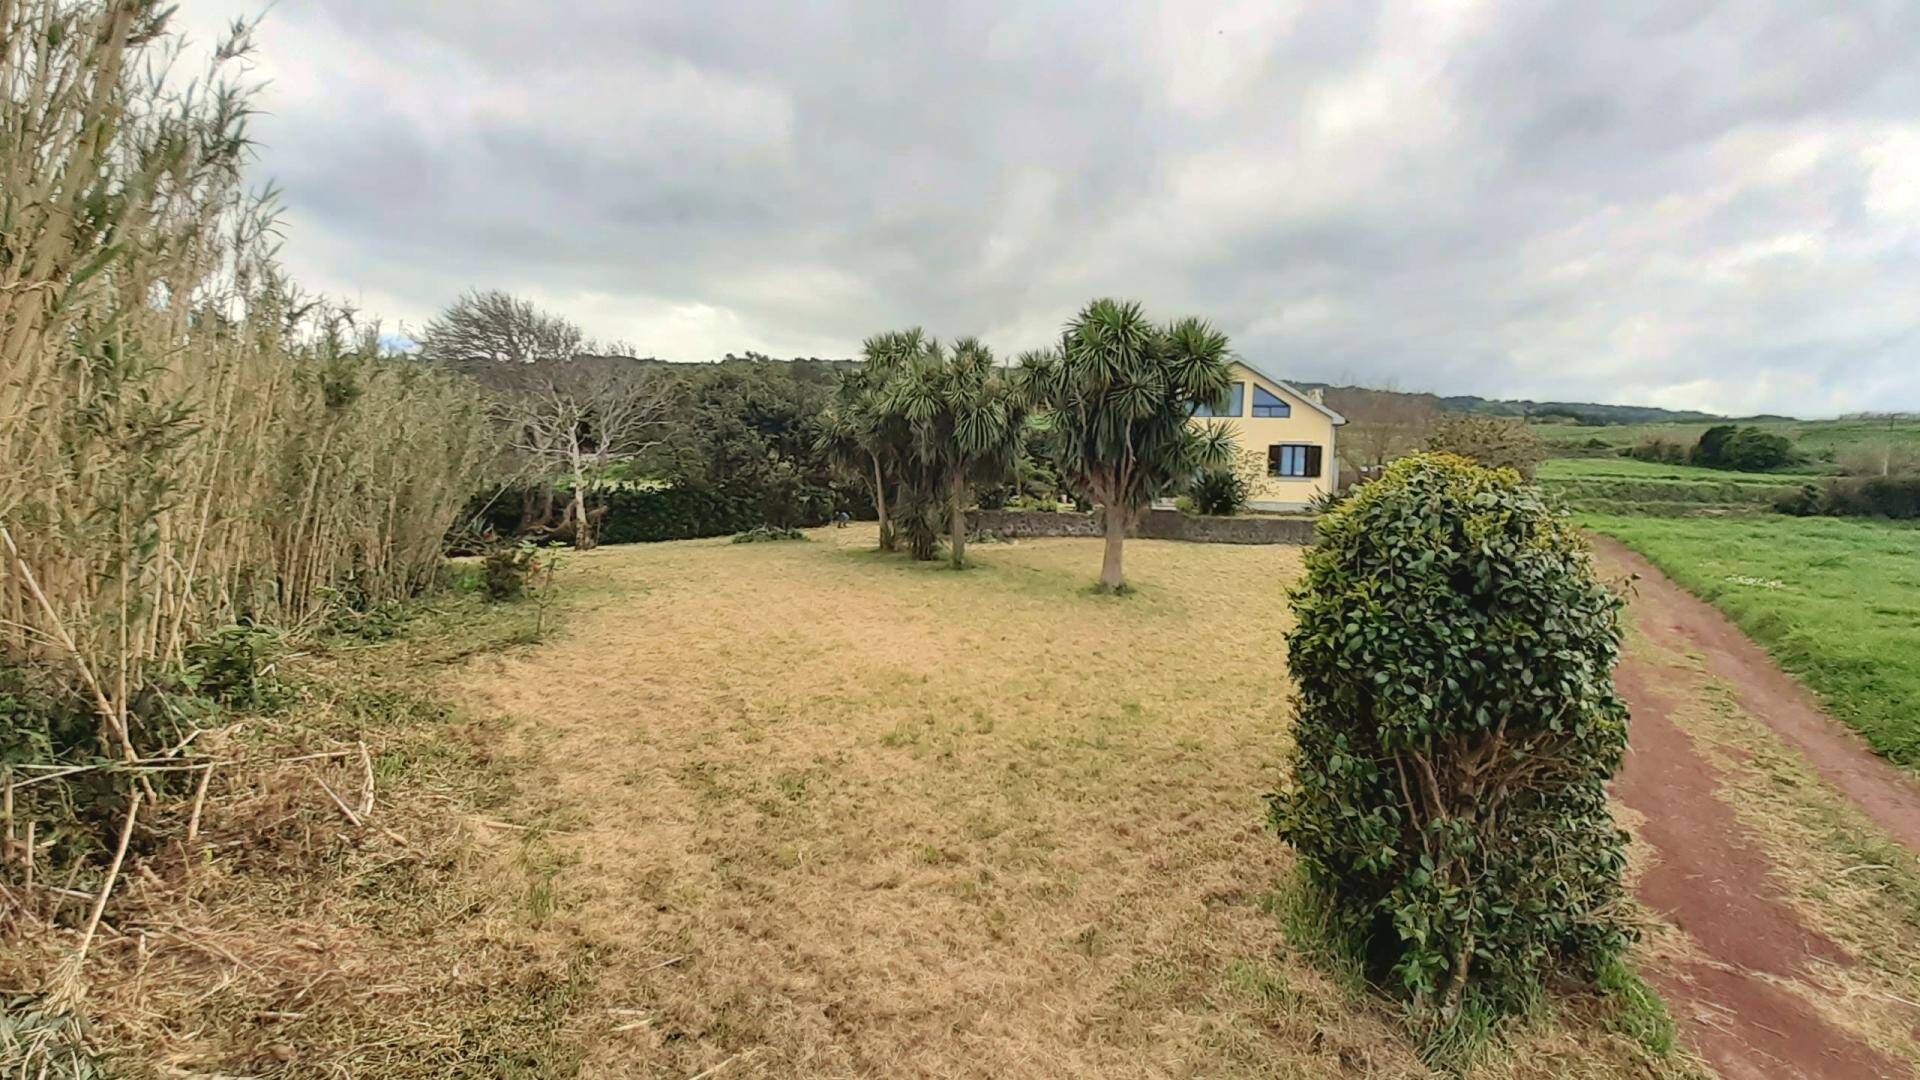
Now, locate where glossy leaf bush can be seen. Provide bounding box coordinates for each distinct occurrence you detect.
[1273,453,1631,1021]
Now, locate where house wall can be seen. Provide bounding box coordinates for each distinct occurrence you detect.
[1189,363,1340,509]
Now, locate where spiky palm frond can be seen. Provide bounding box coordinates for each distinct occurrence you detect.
[1032,298,1238,512]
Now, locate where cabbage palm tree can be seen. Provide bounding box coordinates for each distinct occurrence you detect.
[1020,299,1235,591]
[888,337,1027,568]
[818,329,924,550]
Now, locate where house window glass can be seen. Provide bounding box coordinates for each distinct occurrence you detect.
[1193,382,1244,418]
[1251,385,1291,418]
[1268,443,1323,478]
[1190,382,1251,417]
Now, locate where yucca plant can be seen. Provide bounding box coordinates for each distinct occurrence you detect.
[885,337,1028,568]
[817,330,925,551]
[1019,299,1236,591]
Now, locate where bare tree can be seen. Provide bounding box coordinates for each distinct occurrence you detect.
[508,361,674,550]
[419,290,585,378]
[1324,383,1441,482]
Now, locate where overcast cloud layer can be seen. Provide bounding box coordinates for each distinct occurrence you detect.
[181,1,1920,416]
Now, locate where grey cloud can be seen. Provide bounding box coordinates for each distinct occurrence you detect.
[189,0,1920,413]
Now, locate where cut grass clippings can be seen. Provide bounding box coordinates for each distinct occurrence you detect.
[0,569,597,1078]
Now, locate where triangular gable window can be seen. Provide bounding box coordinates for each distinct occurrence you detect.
[1251,385,1291,418]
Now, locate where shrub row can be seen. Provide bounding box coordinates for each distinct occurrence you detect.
[596,485,771,543]
[1544,477,1798,508]
[460,482,842,546]
[1627,424,1796,472]
[1775,474,1920,519]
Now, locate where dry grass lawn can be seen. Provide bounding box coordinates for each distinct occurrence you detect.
[449,526,1675,1078]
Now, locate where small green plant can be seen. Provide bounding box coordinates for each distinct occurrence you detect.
[1273,453,1631,1052]
[178,623,290,710]
[731,524,807,543]
[481,542,540,601]
[1305,487,1350,515]
[1189,468,1248,516]
[1595,957,1677,1058]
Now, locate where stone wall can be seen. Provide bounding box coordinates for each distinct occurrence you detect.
[967,508,1316,546]
[964,509,1105,539]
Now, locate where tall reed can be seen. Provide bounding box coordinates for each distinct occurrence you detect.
[1,0,494,913]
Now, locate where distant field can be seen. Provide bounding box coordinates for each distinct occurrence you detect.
[1539,457,1804,516]
[1583,514,1920,767]
[1534,416,1920,468]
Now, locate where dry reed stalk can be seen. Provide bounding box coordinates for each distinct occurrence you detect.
[1,0,500,1031]
[51,788,142,1008]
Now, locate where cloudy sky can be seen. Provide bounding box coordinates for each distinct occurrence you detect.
[179,1,1920,416]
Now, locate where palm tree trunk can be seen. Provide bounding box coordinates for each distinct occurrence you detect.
[948,474,967,570]
[1100,503,1126,592]
[872,454,894,550]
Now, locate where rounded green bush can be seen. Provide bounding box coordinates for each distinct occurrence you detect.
[1273,453,1631,1022]
[1189,468,1249,516]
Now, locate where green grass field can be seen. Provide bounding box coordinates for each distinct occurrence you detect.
[1582,514,1920,767]
[1539,458,1805,516]
[1534,416,1920,469]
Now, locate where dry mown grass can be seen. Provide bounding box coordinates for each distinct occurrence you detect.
[15,529,1695,1077]
[446,526,1680,1078]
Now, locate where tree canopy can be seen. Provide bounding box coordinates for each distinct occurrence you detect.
[1019,298,1235,590]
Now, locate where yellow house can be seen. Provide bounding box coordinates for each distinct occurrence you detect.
[1185,360,1346,511]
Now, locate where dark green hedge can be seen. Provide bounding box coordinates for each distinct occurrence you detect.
[597,485,764,543]
[454,479,870,549]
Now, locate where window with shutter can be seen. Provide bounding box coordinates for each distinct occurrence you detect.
[1268,443,1323,478]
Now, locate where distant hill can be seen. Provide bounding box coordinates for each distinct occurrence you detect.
[1292,381,1796,426]
[571,355,1795,426]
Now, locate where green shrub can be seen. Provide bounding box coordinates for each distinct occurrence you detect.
[1719,427,1794,471]
[178,624,290,711]
[1189,468,1249,516]
[1624,437,1688,464]
[731,524,807,543]
[1306,487,1351,515]
[481,544,540,602]
[595,484,764,543]
[1273,453,1631,1035]
[1777,474,1920,519]
[1691,424,1795,471]
[1691,424,1737,466]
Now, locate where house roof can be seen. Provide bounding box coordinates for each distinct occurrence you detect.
[1231,359,1348,425]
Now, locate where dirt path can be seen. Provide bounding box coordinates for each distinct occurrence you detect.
[1594,536,1920,1080]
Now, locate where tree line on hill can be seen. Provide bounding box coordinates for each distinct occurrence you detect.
[426,288,1602,564]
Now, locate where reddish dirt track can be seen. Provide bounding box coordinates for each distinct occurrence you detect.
[1593,536,1918,1080]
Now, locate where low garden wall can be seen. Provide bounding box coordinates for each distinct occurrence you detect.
[967,508,1317,546]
